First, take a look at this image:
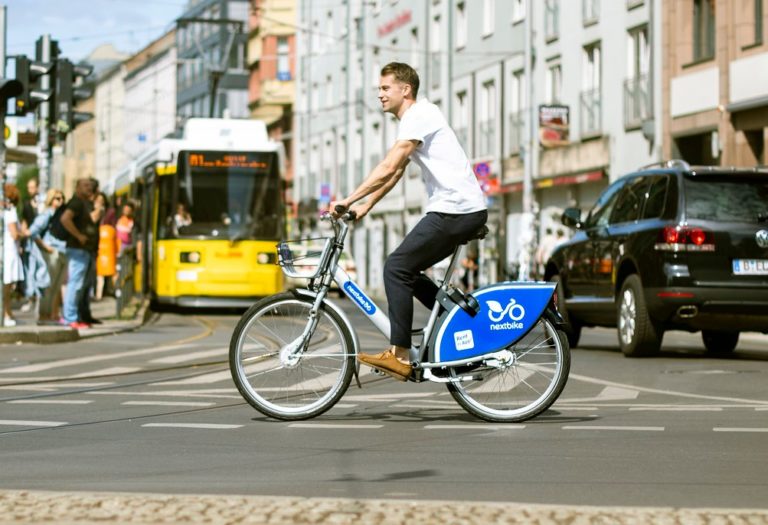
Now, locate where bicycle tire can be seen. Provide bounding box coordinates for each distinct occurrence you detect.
[447,311,570,423]
[229,292,356,420]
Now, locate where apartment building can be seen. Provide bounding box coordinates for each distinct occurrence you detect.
[664,0,766,166]
[248,0,296,219]
[293,0,663,294]
[176,0,251,118]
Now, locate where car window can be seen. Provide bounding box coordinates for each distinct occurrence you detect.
[585,178,628,228]
[610,177,649,224]
[684,177,768,222]
[641,175,670,220]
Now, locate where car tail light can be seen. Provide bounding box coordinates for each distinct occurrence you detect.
[655,226,715,252]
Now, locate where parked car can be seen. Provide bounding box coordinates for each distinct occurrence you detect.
[544,160,768,357]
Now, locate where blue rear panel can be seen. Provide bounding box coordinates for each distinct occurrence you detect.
[433,283,556,363]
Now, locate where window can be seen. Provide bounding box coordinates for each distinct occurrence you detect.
[624,26,650,128]
[583,0,599,25]
[509,70,525,154]
[586,179,626,228]
[512,0,526,23]
[581,42,601,136]
[545,60,562,104]
[456,2,467,49]
[641,176,671,220]
[483,0,495,36]
[545,0,560,41]
[431,15,442,88]
[277,37,290,80]
[456,91,469,152]
[411,28,420,69]
[610,177,649,224]
[753,0,764,45]
[479,80,496,157]
[693,0,715,61]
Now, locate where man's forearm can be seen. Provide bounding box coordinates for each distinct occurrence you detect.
[345,161,398,204]
[359,166,405,212]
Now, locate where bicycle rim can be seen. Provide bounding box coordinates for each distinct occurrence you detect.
[448,316,570,422]
[230,294,354,420]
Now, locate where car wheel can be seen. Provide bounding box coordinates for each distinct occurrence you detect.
[617,274,662,357]
[702,330,739,354]
[550,274,582,348]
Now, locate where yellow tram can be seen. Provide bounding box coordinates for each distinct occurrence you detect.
[108,118,285,308]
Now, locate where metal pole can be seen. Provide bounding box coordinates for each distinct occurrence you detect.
[517,2,537,281]
[36,34,51,207]
[0,5,7,325]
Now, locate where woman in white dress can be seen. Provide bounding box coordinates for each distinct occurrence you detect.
[4,183,24,326]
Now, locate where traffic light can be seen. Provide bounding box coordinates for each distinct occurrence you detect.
[54,58,94,132]
[13,55,53,116]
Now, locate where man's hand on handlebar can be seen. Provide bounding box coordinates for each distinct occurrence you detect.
[330,200,366,220]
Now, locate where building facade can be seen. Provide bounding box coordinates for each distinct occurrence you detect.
[294,0,663,295]
[664,0,766,166]
[123,30,178,164]
[176,0,251,119]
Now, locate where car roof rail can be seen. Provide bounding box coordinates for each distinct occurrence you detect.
[638,159,692,171]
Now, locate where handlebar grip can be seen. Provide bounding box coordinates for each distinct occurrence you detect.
[334,204,347,214]
[347,210,357,221]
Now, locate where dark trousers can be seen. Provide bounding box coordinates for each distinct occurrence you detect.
[384,210,487,348]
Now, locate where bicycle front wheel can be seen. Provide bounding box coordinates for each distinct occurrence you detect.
[229,293,355,420]
[447,312,570,423]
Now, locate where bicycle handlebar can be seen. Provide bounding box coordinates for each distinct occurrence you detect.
[333,204,357,221]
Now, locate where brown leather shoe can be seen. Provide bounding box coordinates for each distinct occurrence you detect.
[357,350,412,381]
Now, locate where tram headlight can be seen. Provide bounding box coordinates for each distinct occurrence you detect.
[257,252,276,264]
[180,251,201,264]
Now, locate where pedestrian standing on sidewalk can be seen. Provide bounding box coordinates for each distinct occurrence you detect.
[95,192,117,301]
[59,178,102,329]
[28,189,67,324]
[20,177,39,313]
[3,184,25,327]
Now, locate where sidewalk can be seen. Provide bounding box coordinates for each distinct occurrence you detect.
[0,295,148,345]
[1,490,767,525]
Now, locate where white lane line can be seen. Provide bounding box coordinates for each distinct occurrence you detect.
[629,407,723,412]
[562,426,665,431]
[91,389,241,399]
[0,419,68,427]
[288,423,383,429]
[157,369,232,385]
[7,399,93,405]
[332,403,358,408]
[424,425,525,430]
[150,348,226,364]
[73,367,140,377]
[142,423,242,429]
[713,427,768,433]
[122,401,215,407]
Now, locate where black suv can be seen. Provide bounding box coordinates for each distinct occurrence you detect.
[544,161,768,357]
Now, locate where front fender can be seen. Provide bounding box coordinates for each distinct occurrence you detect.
[290,288,360,357]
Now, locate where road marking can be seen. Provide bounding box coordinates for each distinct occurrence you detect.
[558,386,640,403]
[7,399,93,405]
[629,407,723,411]
[288,423,383,429]
[73,367,140,377]
[142,423,242,429]
[150,348,226,364]
[344,393,437,402]
[562,425,665,431]
[91,389,240,399]
[332,403,358,408]
[713,427,768,433]
[424,425,525,430]
[157,369,233,385]
[122,401,215,407]
[0,419,68,427]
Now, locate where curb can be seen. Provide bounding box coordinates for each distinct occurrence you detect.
[0,300,151,345]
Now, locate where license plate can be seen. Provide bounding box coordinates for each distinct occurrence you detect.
[732,259,768,275]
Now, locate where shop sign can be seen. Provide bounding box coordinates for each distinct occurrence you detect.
[378,10,412,38]
[539,104,570,148]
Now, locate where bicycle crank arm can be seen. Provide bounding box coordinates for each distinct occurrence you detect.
[422,369,483,383]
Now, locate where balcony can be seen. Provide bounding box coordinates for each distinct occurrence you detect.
[623,75,650,129]
[477,120,496,158]
[508,111,524,155]
[580,87,602,138]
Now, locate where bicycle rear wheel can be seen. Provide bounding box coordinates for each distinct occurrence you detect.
[229,293,355,420]
[447,312,570,422]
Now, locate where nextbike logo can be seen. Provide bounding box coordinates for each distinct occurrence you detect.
[486,299,525,330]
[343,281,376,315]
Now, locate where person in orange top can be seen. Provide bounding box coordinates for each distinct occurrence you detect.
[95,193,117,301]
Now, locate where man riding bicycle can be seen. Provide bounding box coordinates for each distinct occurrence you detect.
[331,62,487,381]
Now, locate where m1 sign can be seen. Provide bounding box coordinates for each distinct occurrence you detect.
[378,10,412,38]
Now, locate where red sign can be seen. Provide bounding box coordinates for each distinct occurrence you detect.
[378,10,412,38]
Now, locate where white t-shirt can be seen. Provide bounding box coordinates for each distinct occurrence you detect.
[396,99,486,214]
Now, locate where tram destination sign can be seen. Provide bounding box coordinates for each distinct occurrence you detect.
[187,151,269,170]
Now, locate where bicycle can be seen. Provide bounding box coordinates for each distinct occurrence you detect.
[229,207,570,423]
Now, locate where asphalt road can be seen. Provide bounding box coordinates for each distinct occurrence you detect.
[1,302,767,509]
